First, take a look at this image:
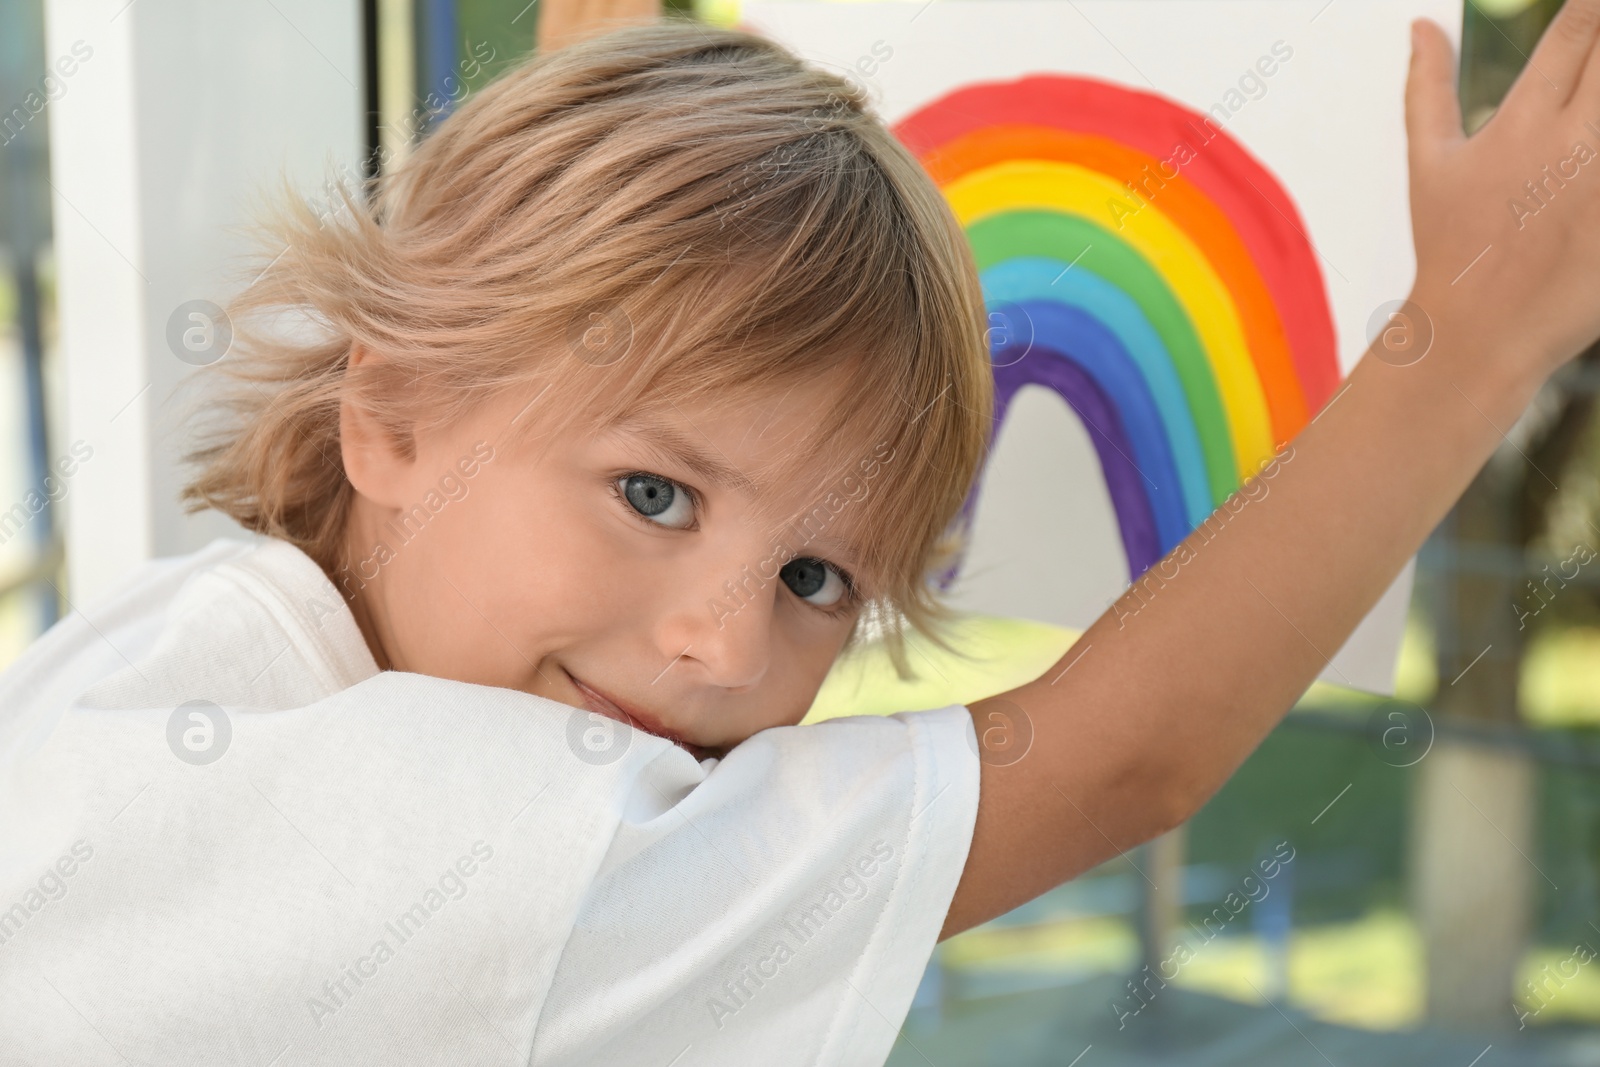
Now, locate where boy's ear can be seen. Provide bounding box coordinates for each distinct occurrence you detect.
[340,341,415,508]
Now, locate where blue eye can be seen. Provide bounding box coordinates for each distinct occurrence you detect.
[618,473,695,529]
[780,557,847,609]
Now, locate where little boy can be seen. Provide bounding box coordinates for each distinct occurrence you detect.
[2,8,1598,1065]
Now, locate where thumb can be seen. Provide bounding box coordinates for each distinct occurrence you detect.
[1406,18,1464,161]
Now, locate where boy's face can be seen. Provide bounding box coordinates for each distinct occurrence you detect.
[338,368,874,762]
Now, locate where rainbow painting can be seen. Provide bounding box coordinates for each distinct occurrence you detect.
[892,74,1340,581]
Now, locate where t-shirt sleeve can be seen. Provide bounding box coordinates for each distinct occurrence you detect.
[527,703,981,1067]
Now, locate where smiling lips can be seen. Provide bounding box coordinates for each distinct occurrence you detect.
[565,670,715,760]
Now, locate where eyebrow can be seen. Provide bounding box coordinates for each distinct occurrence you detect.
[611,416,763,497]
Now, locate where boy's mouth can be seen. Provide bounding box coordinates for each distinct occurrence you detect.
[563,669,719,761]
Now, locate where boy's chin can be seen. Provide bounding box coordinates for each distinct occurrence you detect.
[679,738,724,762]
[627,722,723,762]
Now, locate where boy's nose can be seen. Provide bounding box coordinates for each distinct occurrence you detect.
[653,554,774,693]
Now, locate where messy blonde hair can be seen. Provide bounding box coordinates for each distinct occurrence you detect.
[182,18,993,677]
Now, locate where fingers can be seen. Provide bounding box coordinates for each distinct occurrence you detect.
[1405,18,1463,164]
[1575,6,1600,110]
[1510,0,1600,110]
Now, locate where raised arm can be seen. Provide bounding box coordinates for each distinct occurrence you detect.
[942,7,1600,940]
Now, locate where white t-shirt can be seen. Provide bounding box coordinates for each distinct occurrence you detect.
[0,536,980,1066]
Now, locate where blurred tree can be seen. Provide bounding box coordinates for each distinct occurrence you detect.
[1412,0,1600,1029]
[0,0,62,632]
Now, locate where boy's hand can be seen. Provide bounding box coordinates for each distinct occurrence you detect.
[1409,5,1600,385]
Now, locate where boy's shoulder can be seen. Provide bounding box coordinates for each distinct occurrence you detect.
[0,536,245,741]
[1,535,378,721]
[164,533,382,702]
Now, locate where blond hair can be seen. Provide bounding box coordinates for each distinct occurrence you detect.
[182,18,993,677]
